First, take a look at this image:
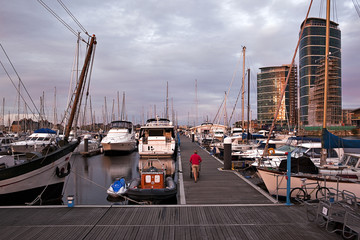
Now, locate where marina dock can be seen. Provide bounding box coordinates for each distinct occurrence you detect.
[0,135,342,240]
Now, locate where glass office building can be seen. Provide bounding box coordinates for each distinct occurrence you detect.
[257,65,298,127]
[299,17,341,125]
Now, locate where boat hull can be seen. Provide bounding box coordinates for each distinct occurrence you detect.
[0,182,64,205]
[257,168,360,200]
[0,141,78,205]
[102,141,137,153]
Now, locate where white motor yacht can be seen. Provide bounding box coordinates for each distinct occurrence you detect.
[138,118,176,159]
[101,121,137,154]
[10,128,58,154]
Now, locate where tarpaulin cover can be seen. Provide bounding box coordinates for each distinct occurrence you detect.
[322,128,360,149]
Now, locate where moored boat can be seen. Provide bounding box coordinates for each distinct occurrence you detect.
[106,177,127,198]
[101,120,137,154]
[124,158,177,202]
[0,34,97,205]
[10,128,58,154]
[138,118,177,159]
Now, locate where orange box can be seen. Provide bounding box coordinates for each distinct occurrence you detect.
[141,172,165,189]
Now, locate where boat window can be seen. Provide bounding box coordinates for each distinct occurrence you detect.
[37,137,45,141]
[306,148,321,158]
[347,156,358,167]
[1,139,4,144]
[328,149,338,158]
[44,137,50,141]
[149,129,163,136]
[294,146,308,154]
[276,145,295,152]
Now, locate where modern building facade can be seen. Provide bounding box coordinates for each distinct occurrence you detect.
[257,65,298,127]
[299,17,341,125]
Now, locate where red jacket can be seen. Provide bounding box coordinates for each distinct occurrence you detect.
[190,153,202,165]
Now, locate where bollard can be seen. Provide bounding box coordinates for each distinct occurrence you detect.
[223,137,232,170]
[67,195,74,207]
[191,133,194,142]
[84,136,89,153]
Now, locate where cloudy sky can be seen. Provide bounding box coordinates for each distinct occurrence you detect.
[1,0,359,127]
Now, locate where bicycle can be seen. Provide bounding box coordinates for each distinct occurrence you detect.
[290,178,330,203]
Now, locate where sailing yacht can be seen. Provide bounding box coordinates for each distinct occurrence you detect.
[0,35,96,205]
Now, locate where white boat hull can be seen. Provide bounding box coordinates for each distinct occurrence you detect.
[102,141,137,152]
[257,168,360,200]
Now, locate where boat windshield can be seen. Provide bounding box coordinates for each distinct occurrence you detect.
[111,121,132,129]
[276,145,296,152]
[344,155,359,167]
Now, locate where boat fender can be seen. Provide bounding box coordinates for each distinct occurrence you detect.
[56,162,71,178]
[268,148,275,155]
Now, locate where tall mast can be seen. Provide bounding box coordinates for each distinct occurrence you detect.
[17,80,20,132]
[2,98,4,128]
[241,46,246,133]
[320,0,331,166]
[53,87,57,128]
[121,92,126,120]
[117,91,120,120]
[166,81,169,119]
[65,35,96,140]
[195,79,198,126]
[247,68,250,141]
[111,99,115,122]
[89,96,93,131]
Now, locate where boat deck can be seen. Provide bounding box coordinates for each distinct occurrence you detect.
[0,135,342,239]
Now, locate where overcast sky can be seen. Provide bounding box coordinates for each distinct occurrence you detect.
[1,0,359,127]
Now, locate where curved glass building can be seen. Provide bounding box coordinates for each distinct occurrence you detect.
[257,65,298,127]
[299,17,341,125]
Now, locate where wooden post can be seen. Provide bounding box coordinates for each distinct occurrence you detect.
[223,137,232,170]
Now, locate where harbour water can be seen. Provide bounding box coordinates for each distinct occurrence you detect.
[62,151,140,205]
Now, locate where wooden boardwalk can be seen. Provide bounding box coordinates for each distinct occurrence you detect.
[0,205,341,240]
[0,135,342,239]
[178,135,274,205]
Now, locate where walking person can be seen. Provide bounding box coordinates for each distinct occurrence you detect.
[189,150,202,183]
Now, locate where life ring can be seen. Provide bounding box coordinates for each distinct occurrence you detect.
[56,162,71,178]
[268,148,275,155]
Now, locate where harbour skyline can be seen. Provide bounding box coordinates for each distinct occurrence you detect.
[1,0,359,126]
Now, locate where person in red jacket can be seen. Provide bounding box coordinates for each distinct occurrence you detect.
[189,150,202,183]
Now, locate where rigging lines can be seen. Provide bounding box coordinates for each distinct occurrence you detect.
[37,0,89,43]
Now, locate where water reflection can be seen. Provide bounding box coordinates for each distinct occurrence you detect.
[62,151,140,205]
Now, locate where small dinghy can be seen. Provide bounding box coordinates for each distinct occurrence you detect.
[125,164,177,202]
[107,177,127,198]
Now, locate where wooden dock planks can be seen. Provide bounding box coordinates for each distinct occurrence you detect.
[179,135,273,205]
[0,205,341,240]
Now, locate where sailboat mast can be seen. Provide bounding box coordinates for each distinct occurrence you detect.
[166,81,169,119]
[247,68,250,141]
[117,91,120,120]
[241,46,246,133]
[320,0,331,166]
[65,35,96,140]
[121,92,126,121]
